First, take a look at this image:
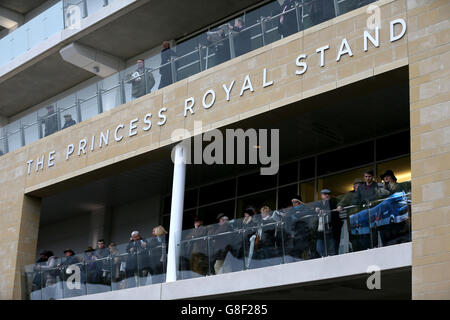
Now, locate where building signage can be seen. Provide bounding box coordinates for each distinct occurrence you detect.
[26,18,406,175]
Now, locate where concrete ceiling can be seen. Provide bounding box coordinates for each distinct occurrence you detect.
[0,0,265,117]
[0,0,48,14]
[38,68,410,225]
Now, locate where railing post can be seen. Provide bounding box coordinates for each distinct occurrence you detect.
[197,45,203,71]
[166,144,186,282]
[260,16,266,46]
[228,31,236,59]
[295,2,302,32]
[170,57,177,85]
[120,78,126,104]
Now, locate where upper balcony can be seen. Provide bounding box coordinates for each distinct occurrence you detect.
[0,0,378,157]
[0,0,266,119]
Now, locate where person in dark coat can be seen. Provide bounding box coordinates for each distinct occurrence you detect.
[94,239,110,285]
[229,17,251,57]
[207,25,231,67]
[277,0,298,38]
[125,231,150,288]
[314,189,342,257]
[353,170,382,205]
[158,42,177,89]
[62,114,76,129]
[59,249,82,297]
[210,213,233,274]
[184,217,209,276]
[255,206,281,262]
[42,105,58,137]
[148,225,168,284]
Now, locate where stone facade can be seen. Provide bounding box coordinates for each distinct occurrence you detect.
[0,0,448,299]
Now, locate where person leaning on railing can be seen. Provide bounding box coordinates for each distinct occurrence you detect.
[127,59,155,100]
[41,105,58,137]
[285,195,317,260]
[228,17,251,57]
[277,0,299,38]
[184,217,209,276]
[158,42,177,90]
[147,225,168,283]
[337,178,364,252]
[313,189,341,257]
[379,170,411,246]
[125,231,151,287]
[209,213,233,275]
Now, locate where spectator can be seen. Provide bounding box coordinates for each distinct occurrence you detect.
[211,213,232,274]
[94,239,110,285]
[337,178,364,212]
[62,114,76,129]
[108,243,122,290]
[0,149,3,156]
[380,170,404,195]
[337,178,364,252]
[314,189,341,257]
[148,225,168,284]
[32,251,49,294]
[84,246,101,286]
[42,105,58,137]
[256,206,279,262]
[229,17,250,57]
[59,249,82,297]
[125,231,150,287]
[158,42,177,90]
[277,0,298,38]
[352,170,381,205]
[287,195,316,260]
[127,59,155,100]
[207,24,230,67]
[185,217,209,276]
[34,250,58,299]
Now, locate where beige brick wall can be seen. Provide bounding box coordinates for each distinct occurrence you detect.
[0,0,448,299]
[407,0,450,300]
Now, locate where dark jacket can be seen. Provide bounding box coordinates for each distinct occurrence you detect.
[125,238,150,271]
[353,182,380,205]
[158,48,177,89]
[62,119,76,129]
[43,112,58,137]
[184,226,208,257]
[277,0,298,38]
[210,222,232,261]
[286,204,316,251]
[258,216,277,248]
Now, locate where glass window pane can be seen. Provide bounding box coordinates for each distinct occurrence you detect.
[199,179,235,206]
[184,189,198,210]
[197,200,235,226]
[377,156,411,184]
[80,96,99,121]
[376,131,410,161]
[317,141,374,176]
[278,161,298,186]
[24,123,40,145]
[300,157,315,180]
[277,183,298,209]
[7,131,22,152]
[101,86,121,112]
[317,166,373,200]
[300,180,315,203]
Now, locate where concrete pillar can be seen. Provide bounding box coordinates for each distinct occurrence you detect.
[166,145,186,282]
[88,206,112,248]
[0,6,24,30]
[407,0,450,299]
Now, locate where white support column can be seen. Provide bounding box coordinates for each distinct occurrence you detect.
[166,145,186,282]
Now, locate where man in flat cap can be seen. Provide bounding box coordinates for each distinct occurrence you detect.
[314,189,341,257]
[62,114,76,129]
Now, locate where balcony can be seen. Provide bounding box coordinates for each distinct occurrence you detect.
[24,186,412,300]
[0,0,377,157]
